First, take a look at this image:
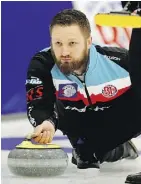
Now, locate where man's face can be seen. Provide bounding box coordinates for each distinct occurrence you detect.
[51,24,92,74]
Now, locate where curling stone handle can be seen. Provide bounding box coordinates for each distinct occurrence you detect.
[24,133,35,141]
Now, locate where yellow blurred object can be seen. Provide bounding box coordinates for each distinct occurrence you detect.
[15,133,61,149]
[16,140,61,149]
[95,13,141,28]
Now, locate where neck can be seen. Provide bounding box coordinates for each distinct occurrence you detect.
[73,65,86,75]
[74,58,89,76]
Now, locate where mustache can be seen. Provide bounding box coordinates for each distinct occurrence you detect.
[60,56,71,59]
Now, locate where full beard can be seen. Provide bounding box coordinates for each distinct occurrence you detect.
[51,48,89,75]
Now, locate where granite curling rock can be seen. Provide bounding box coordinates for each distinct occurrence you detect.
[7,134,69,177]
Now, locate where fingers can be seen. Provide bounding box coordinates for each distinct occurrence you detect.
[33,133,43,143]
[48,131,54,143]
[32,125,43,137]
[40,131,48,144]
[31,122,55,144]
[40,131,50,144]
[33,130,53,144]
[33,131,47,144]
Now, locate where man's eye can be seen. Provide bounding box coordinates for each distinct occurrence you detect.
[70,42,77,45]
[56,42,62,45]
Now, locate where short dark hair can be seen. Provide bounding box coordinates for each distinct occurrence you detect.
[50,9,91,37]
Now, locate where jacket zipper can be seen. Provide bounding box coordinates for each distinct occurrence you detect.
[82,82,93,106]
[73,73,93,106]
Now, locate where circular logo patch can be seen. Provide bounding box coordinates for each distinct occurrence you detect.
[62,85,77,97]
[102,85,118,98]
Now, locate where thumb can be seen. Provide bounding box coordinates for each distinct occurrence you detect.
[32,125,43,137]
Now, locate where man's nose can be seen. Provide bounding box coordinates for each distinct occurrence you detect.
[61,46,70,56]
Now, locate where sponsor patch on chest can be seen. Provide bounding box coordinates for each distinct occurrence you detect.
[102,85,118,98]
[58,83,78,98]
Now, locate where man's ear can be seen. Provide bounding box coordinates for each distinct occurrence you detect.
[87,36,92,49]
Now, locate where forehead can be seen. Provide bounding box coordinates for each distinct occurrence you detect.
[51,24,84,40]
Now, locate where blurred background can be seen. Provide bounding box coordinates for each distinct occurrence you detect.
[1,1,131,117]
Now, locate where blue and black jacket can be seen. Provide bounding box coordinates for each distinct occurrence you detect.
[26,42,139,136]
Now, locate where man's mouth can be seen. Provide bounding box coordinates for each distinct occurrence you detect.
[61,58,71,62]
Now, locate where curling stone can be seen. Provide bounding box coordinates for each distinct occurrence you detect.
[7,135,69,177]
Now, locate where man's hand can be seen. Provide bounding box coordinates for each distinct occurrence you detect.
[32,120,55,144]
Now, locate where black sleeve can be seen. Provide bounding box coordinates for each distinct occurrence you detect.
[95,45,129,71]
[128,28,141,105]
[25,52,58,129]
